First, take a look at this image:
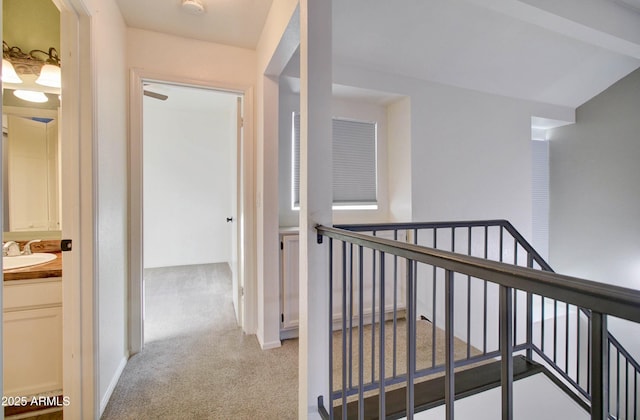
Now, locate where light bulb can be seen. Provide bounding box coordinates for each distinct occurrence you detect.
[13,90,48,103]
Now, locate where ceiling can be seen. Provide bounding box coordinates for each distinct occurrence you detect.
[114,0,640,108]
[114,0,273,49]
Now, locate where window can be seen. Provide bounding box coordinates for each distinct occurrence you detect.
[292,113,378,210]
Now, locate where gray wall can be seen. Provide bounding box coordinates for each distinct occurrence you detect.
[549,68,640,357]
[549,68,640,290]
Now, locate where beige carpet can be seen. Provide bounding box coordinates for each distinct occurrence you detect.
[101,263,298,420]
[332,317,482,395]
[100,263,482,419]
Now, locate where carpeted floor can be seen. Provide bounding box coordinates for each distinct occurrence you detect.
[101,263,298,420]
[100,263,482,419]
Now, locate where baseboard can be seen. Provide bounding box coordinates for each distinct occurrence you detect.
[259,337,282,350]
[257,329,282,350]
[99,356,127,416]
[281,308,408,340]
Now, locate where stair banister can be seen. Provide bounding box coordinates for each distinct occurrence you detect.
[317,222,640,420]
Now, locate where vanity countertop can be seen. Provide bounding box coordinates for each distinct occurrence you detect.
[3,251,62,281]
[3,238,62,281]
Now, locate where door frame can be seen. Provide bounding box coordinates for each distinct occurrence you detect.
[128,69,255,354]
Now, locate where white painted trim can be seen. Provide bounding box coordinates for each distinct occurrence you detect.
[56,1,96,419]
[99,356,127,415]
[260,340,283,350]
[128,69,257,352]
[128,70,144,355]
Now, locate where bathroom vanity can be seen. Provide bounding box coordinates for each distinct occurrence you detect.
[3,249,62,398]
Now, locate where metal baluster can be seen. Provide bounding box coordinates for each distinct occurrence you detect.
[371,233,377,383]
[577,308,582,387]
[500,226,504,263]
[512,239,517,347]
[341,241,348,418]
[467,227,472,359]
[432,228,438,367]
[500,285,514,420]
[565,302,570,374]
[393,230,399,378]
[358,245,365,420]
[483,226,488,355]
[349,243,354,389]
[406,259,416,419]
[541,297,546,354]
[328,239,334,420]
[379,252,386,419]
[588,314,592,394]
[445,269,455,420]
[526,253,533,360]
[554,299,558,364]
[590,312,608,420]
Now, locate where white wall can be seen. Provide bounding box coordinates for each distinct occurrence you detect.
[413,373,589,420]
[333,61,574,237]
[255,0,299,349]
[328,61,577,353]
[387,97,412,222]
[92,0,128,414]
[143,88,236,268]
[127,28,257,88]
[549,67,640,358]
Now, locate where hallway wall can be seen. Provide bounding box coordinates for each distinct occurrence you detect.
[143,88,237,268]
[92,0,129,414]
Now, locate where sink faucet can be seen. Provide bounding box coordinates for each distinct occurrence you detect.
[3,241,21,257]
[22,239,42,255]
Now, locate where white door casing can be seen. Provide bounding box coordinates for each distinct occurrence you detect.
[128,69,255,354]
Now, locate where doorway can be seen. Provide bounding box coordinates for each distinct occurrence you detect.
[129,75,251,353]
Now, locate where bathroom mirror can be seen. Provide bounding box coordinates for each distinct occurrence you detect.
[2,105,61,233]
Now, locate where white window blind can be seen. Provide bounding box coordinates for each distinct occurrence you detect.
[532,139,549,261]
[292,113,377,209]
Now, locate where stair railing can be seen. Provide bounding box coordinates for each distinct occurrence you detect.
[316,221,640,420]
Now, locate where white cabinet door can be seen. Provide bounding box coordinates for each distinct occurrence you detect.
[280,234,299,331]
[280,230,407,337]
[3,306,63,397]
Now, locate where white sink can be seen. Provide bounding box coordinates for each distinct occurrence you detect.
[3,253,57,270]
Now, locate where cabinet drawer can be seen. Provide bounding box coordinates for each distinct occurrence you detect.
[3,278,62,310]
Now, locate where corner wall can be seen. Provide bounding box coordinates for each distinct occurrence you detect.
[549,68,640,358]
[549,68,640,290]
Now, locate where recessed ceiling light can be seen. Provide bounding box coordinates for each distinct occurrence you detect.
[181,0,205,15]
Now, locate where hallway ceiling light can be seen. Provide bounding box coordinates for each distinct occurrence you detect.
[2,41,62,93]
[181,0,206,15]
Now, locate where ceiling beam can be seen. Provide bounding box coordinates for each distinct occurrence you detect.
[464,0,640,59]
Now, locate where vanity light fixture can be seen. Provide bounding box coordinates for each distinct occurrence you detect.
[181,0,206,15]
[2,41,61,102]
